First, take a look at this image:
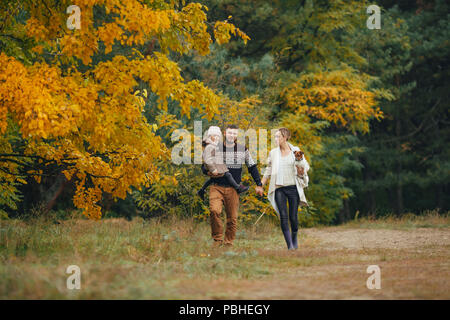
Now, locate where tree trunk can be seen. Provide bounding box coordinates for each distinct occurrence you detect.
[395,111,404,216]
[369,191,376,216]
[362,156,377,216]
[338,199,351,224]
[42,172,72,214]
[436,185,443,211]
[344,198,350,221]
[101,192,114,217]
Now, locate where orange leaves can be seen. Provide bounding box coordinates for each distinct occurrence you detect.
[162,3,211,55]
[0,53,94,139]
[96,4,171,54]
[216,95,263,130]
[22,0,249,66]
[283,67,384,134]
[97,23,124,54]
[156,113,181,129]
[25,1,172,66]
[113,2,171,40]
[180,80,221,120]
[214,20,250,45]
[91,52,221,126]
[0,51,166,219]
[94,56,138,98]
[1,0,251,220]
[25,17,50,42]
[59,30,98,65]
[132,53,221,119]
[74,183,103,221]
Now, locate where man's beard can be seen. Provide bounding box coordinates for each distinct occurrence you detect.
[225,137,236,144]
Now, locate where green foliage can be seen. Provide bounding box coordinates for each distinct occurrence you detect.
[347,1,450,216]
[1,0,447,223]
[133,162,207,219]
[304,134,365,224]
[124,0,450,224]
[0,1,36,65]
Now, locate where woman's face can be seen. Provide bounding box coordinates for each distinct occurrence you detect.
[274,130,286,146]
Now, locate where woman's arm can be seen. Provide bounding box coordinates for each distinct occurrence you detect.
[261,151,272,187]
[261,176,268,187]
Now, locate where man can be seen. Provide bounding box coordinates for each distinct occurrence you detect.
[206,124,264,246]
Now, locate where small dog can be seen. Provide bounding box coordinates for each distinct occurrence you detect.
[294,150,304,162]
[293,150,309,188]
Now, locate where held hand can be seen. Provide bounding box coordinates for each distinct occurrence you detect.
[255,186,264,197]
[296,166,304,176]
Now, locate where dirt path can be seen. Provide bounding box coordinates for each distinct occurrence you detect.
[183,227,450,299]
[303,227,450,250]
[3,219,448,299]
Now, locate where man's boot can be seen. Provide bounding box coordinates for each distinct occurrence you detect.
[212,240,223,248]
[282,228,294,250]
[291,231,298,249]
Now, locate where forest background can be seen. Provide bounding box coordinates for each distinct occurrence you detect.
[0,0,448,226]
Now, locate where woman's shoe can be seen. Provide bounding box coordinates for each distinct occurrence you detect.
[291,231,298,249]
[282,229,294,250]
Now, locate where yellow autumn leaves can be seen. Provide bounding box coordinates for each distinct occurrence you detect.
[283,67,385,134]
[214,20,250,45]
[0,53,89,139]
[0,0,250,220]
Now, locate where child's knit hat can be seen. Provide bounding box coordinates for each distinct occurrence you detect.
[207,126,222,137]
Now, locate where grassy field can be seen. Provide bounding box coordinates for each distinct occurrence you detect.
[0,211,449,299]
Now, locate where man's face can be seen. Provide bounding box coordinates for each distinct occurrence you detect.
[225,128,238,144]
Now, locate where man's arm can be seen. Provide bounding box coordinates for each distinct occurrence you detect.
[248,165,262,186]
[244,148,263,187]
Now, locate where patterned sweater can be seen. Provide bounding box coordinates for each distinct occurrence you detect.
[208,142,262,187]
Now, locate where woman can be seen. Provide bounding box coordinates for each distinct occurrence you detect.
[261,128,310,250]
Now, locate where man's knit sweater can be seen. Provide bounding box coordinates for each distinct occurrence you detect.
[209,142,262,187]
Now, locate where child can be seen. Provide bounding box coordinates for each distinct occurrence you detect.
[293,150,309,188]
[197,126,249,200]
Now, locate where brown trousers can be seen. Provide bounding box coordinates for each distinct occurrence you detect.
[209,184,240,245]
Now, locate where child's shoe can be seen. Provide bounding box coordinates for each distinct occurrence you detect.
[236,185,249,194]
[197,189,205,200]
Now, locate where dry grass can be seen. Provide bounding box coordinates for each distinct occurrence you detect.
[342,210,450,230]
[0,211,449,299]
